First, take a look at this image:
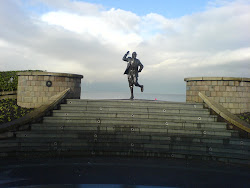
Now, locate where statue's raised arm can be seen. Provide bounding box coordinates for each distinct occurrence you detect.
[122,51,130,62]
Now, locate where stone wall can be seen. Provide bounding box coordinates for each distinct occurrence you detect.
[17,72,83,108]
[184,77,250,114]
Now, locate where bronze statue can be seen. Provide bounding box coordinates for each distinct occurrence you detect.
[123,51,144,99]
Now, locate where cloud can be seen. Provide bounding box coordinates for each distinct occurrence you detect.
[0,0,249,93]
[41,10,142,48]
[29,0,104,15]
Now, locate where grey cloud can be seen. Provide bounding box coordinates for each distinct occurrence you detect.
[187,59,250,78]
[0,1,41,45]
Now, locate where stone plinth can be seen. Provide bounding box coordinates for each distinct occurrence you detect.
[17,72,83,108]
[184,77,250,114]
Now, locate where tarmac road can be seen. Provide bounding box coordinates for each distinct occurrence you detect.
[0,157,250,188]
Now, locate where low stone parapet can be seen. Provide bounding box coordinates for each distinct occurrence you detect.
[184,77,250,114]
[17,71,83,108]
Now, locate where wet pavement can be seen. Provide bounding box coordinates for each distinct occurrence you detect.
[0,157,250,187]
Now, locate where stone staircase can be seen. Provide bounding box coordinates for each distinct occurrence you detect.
[1,99,249,164]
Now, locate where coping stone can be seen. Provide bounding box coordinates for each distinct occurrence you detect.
[184,77,250,82]
[17,71,83,79]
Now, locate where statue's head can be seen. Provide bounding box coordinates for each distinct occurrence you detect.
[132,52,137,58]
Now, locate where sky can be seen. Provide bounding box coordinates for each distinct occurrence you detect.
[0,0,249,94]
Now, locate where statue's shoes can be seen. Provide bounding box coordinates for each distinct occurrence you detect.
[141,85,144,92]
[130,96,134,100]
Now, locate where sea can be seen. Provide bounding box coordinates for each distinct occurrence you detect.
[81,91,186,102]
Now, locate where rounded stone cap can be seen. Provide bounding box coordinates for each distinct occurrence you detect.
[17,71,83,79]
[184,77,250,82]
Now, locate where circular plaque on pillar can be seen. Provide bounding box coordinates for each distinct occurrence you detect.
[46,81,52,87]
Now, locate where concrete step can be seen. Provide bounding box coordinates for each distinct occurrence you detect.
[2,135,247,147]
[59,105,209,115]
[30,124,238,137]
[1,136,249,154]
[6,135,250,147]
[1,135,249,164]
[32,120,228,129]
[43,113,217,123]
[0,140,18,149]
[6,138,250,159]
[65,99,204,109]
[16,126,238,138]
[41,117,228,129]
[53,110,215,120]
[10,150,250,165]
[167,150,250,165]
[15,146,250,160]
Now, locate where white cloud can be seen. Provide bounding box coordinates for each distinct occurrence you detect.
[41,10,142,49]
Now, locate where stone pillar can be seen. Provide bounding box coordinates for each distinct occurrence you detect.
[184,77,250,114]
[17,71,83,108]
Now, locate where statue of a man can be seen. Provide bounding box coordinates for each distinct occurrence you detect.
[123,51,144,99]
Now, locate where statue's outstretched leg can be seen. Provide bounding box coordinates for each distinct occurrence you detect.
[130,86,134,99]
[134,77,144,92]
[140,85,144,92]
